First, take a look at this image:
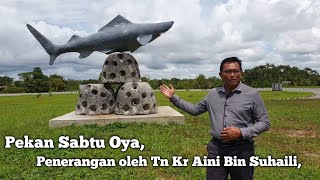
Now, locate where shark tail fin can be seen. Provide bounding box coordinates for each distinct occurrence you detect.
[26,24,59,65]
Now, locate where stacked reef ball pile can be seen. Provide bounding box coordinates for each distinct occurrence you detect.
[76,53,157,115]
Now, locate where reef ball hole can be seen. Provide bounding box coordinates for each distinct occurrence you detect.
[91,89,98,95]
[153,103,156,108]
[121,86,124,90]
[150,92,154,97]
[79,94,82,98]
[123,104,130,111]
[90,105,97,111]
[143,104,150,110]
[104,60,109,65]
[104,84,111,90]
[109,100,114,106]
[103,72,107,78]
[131,98,140,106]
[86,84,91,87]
[118,53,124,59]
[112,61,118,66]
[131,72,136,77]
[100,92,107,97]
[110,73,116,79]
[127,59,132,65]
[142,92,147,98]
[120,70,126,76]
[117,102,120,108]
[132,83,138,89]
[102,104,107,110]
[77,104,80,109]
[125,92,131,97]
[82,101,88,107]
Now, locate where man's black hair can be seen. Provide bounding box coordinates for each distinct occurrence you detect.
[220,57,242,72]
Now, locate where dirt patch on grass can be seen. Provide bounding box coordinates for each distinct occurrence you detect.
[273,128,318,138]
[303,151,320,158]
[283,129,318,138]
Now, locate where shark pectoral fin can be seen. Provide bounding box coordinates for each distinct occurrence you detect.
[68,35,81,43]
[137,34,153,46]
[79,51,93,58]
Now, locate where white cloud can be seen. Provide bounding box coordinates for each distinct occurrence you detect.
[275,29,320,54]
[0,0,319,80]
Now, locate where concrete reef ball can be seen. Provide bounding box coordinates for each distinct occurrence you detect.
[115,82,157,115]
[101,52,141,84]
[76,84,116,115]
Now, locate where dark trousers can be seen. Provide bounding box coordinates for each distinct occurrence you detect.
[206,138,254,180]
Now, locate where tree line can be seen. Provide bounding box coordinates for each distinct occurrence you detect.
[0,67,99,93]
[0,64,319,93]
[243,64,320,87]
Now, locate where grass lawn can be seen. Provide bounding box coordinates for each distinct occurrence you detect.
[1,91,319,179]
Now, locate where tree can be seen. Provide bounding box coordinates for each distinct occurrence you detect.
[0,76,13,86]
[148,79,162,89]
[18,67,49,92]
[208,76,223,88]
[141,76,150,82]
[177,79,192,90]
[170,77,180,87]
[195,74,210,90]
[242,64,320,87]
[65,79,81,91]
[0,76,14,92]
[2,85,25,93]
[49,74,66,92]
[81,79,100,84]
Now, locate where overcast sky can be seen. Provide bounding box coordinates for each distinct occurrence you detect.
[0,0,319,80]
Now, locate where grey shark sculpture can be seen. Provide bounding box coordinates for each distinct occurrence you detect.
[26,15,174,65]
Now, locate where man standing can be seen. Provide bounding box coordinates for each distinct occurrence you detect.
[159,57,270,180]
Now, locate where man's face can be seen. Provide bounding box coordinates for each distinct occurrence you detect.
[219,62,242,88]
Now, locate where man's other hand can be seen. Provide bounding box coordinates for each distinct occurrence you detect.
[159,84,175,99]
[220,127,242,141]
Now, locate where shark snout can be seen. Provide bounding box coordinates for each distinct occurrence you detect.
[164,21,174,32]
[157,21,174,36]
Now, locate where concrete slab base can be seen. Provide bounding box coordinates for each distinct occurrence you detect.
[49,106,184,128]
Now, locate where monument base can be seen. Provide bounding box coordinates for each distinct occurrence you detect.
[49,106,184,128]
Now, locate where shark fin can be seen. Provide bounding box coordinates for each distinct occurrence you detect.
[79,51,93,58]
[98,15,132,32]
[137,34,152,46]
[49,55,57,65]
[68,35,81,43]
[26,24,59,65]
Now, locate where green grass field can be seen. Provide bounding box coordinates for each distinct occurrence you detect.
[1,91,319,179]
